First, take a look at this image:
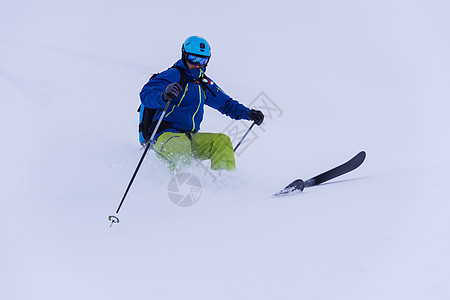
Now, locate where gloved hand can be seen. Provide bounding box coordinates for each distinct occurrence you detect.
[163,82,183,101]
[249,109,264,125]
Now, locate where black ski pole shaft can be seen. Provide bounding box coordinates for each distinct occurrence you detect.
[234,122,256,152]
[114,141,151,214]
[109,99,172,226]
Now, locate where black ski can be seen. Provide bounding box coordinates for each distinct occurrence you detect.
[274,151,366,196]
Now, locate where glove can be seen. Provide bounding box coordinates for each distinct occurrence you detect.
[163,82,183,101]
[249,109,264,126]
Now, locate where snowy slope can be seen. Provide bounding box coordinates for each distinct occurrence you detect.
[1,1,450,299]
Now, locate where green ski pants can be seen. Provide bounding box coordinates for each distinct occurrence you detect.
[153,131,236,172]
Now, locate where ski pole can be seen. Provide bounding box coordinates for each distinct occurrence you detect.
[233,122,256,152]
[109,99,172,227]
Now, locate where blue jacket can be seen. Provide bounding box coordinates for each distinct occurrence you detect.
[140,60,251,139]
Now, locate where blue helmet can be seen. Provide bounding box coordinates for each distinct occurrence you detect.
[183,36,211,56]
[182,36,211,66]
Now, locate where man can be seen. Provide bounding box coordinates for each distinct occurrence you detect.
[139,36,264,172]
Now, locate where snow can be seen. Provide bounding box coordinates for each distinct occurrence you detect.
[1,0,450,299]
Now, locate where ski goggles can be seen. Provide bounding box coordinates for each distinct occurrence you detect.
[186,53,209,66]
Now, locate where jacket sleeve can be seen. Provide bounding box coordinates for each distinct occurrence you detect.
[139,69,180,109]
[204,79,251,120]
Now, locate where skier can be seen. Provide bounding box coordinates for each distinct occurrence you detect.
[139,36,264,172]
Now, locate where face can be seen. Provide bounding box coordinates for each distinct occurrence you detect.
[186,61,202,70]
